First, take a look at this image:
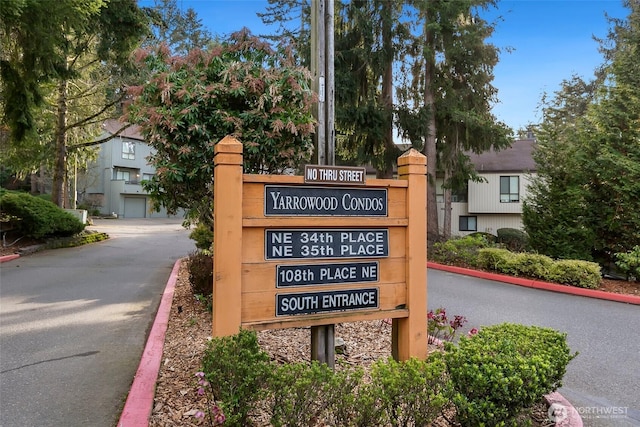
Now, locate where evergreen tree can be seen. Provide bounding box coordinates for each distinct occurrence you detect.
[524,0,640,260]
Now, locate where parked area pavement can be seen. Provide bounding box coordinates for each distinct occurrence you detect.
[0,218,194,427]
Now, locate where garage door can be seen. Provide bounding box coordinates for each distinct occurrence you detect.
[123,197,146,218]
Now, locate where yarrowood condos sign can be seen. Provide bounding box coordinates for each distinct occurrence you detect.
[265,185,387,216]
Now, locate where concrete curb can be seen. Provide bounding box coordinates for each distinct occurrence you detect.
[117,258,182,427]
[546,392,583,426]
[427,262,640,305]
[0,254,20,263]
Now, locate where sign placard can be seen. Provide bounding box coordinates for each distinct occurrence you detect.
[276,261,379,287]
[276,288,379,316]
[304,165,367,185]
[266,228,389,260]
[265,185,387,216]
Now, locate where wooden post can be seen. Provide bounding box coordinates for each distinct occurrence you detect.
[212,136,244,337]
[393,149,428,360]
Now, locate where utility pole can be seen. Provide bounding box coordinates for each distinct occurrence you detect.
[310,0,336,367]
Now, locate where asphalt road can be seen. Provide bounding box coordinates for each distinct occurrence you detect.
[0,218,194,427]
[428,268,640,427]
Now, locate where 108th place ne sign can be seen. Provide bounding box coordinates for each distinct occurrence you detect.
[212,136,429,361]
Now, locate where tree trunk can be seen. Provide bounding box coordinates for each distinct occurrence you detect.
[443,169,452,240]
[378,1,395,179]
[51,79,69,208]
[422,9,440,245]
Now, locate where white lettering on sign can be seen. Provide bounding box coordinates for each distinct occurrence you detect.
[276,288,379,316]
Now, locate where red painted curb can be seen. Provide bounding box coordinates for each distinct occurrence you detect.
[427,262,640,305]
[546,391,583,426]
[117,258,182,427]
[0,254,20,263]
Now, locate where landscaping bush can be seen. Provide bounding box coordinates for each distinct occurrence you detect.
[372,356,449,427]
[431,234,491,266]
[549,259,602,289]
[0,191,84,238]
[189,222,213,251]
[476,247,515,272]
[268,361,334,427]
[187,251,213,298]
[497,228,529,252]
[614,246,640,281]
[512,252,555,279]
[477,248,601,288]
[201,329,272,426]
[445,323,575,427]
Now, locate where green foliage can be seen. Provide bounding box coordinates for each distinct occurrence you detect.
[189,222,213,251]
[0,191,85,238]
[430,234,491,266]
[372,356,449,427]
[476,248,601,288]
[445,323,576,427]
[525,3,640,259]
[187,251,213,298]
[45,230,109,249]
[614,246,640,280]
[496,228,530,252]
[125,29,315,221]
[549,260,602,289]
[201,329,272,426]
[268,361,333,427]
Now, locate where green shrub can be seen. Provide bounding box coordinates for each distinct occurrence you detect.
[431,234,491,266]
[445,323,575,427]
[268,361,333,427]
[549,260,601,289]
[468,231,497,244]
[476,247,515,272]
[187,251,213,298]
[323,367,380,427]
[189,222,213,251]
[512,252,555,279]
[201,329,272,426]
[614,246,640,280]
[497,228,529,252]
[372,355,449,427]
[0,191,84,238]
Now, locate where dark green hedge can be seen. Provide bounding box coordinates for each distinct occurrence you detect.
[0,191,85,238]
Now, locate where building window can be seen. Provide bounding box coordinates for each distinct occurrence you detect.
[142,173,154,182]
[122,141,135,160]
[114,169,130,181]
[500,176,519,202]
[459,216,477,232]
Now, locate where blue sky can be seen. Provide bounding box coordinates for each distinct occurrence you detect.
[159,0,629,133]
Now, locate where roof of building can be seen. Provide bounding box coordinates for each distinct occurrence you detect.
[467,138,537,173]
[103,119,144,141]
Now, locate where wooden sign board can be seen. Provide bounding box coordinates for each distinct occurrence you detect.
[213,136,428,360]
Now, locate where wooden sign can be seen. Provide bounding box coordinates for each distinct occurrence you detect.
[213,136,428,361]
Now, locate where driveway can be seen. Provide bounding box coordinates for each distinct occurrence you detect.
[428,268,640,427]
[0,218,194,427]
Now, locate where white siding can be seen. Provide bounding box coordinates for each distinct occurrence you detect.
[468,173,534,214]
